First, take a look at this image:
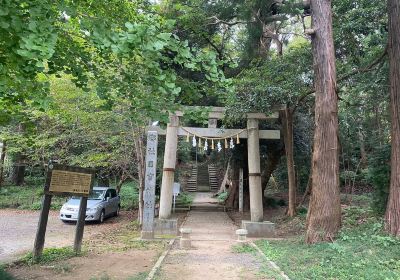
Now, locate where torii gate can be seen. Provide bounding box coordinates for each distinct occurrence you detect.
[153,107,281,230]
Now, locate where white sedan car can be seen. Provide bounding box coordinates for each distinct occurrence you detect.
[60,187,120,223]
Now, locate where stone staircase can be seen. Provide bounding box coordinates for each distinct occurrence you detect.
[208,165,219,192]
[186,167,198,192]
[197,165,210,192]
[186,164,219,192]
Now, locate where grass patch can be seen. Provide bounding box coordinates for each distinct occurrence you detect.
[127,271,149,280]
[175,192,194,207]
[84,221,167,253]
[231,243,256,254]
[0,265,15,280]
[89,273,112,280]
[256,206,400,280]
[0,183,67,210]
[18,247,81,265]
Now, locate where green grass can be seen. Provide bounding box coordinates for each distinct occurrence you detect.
[175,192,193,207]
[256,206,400,280]
[18,247,81,265]
[231,243,256,254]
[0,265,15,280]
[127,271,149,280]
[0,181,67,210]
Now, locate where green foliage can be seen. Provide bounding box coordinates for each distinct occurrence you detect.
[0,179,66,210]
[264,197,286,208]
[0,266,15,280]
[118,181,139,210]
[19,247,80,265]
[257,206,400,280]
[127,272,149,280]
[217,191,228,203]
[365,145,391,214]
[231,243,256,254]
[175,192,194,207]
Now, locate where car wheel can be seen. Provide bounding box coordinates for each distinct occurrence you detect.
[99,210,105,223]
[115,206,120,217]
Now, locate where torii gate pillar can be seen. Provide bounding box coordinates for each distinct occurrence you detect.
[247,118,263,222]
[159,114,179,219]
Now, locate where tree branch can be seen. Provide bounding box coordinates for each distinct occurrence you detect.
[206,16,252,26]
[292,45,388,113]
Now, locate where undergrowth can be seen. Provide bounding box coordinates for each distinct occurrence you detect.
[257,206,400,280]
[0,265,15,280]
[18,247,82,265]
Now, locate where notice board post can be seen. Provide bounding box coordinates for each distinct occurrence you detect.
[33,164,94,261]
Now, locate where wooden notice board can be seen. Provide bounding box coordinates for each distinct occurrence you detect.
[44,165,95,197]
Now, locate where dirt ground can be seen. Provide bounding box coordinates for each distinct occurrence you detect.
[7,249,159,280]
[0,209,136,263]
[4,210,187,280]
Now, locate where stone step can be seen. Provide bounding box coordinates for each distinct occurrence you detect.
[190,205,226,212]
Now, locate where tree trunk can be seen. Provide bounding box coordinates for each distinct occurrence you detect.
[0,142,6,189]
[218,160,231,194]
[281,109,296,217]
[385,0,400,236]
[10,154,25,186]
[226,161,239,209]
[358,131,368,168]
[132,124,145,225]
[305,0,341,243]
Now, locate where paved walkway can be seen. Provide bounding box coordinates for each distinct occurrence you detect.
[159,209,263,280]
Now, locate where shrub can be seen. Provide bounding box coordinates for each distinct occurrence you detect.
[366,145,391,214]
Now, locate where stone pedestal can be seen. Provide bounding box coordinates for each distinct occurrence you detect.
[236,229,248,242]
[141,231,154,240]
[180,228,192,249]
[241,220,275,238]
[154,218,178,236]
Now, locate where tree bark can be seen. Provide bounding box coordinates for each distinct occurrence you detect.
[0,142,6,189]
[132,124,145,225]
[10,154,25,186]
[385,0,400,236]
[358,130,368,168]
[226,161,239,209]
[281,109,296,217]
[305,0,341,243]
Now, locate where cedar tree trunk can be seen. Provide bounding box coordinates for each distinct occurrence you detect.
[305,0,341,243]
[385,0,400,236]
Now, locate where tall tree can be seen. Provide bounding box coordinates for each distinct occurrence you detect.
[385,0,400,236]
[305,0,341,243]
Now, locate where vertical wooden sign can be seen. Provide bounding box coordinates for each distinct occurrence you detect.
[239,168,244,214]
[141,131,158,239]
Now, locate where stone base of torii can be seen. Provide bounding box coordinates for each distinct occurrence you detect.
[152,107,281,238]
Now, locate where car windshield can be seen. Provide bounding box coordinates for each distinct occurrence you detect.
[88,190,105,200]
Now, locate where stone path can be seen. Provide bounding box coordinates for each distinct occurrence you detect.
[159,209,264,280]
